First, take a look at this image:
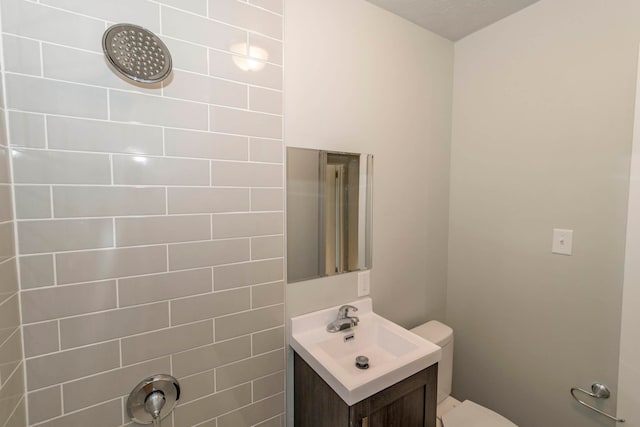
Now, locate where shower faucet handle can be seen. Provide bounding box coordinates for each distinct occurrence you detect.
[144,390,166,419]
[127,374,180,426]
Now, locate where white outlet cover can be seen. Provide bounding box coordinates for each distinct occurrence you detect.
[552,228,573,255]
[357,270,371,296]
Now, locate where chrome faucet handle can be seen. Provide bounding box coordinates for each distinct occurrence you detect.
[338,305,358,319]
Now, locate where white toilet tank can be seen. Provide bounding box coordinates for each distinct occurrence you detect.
[411,321,518,427]
[410,320,453,405]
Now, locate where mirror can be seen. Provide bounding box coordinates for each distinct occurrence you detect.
[287,147,373,283]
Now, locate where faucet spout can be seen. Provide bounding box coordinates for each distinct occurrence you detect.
[327,305,359,333]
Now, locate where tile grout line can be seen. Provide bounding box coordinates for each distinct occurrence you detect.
[154,1,283,40]
[1,394,26,427]
[19,255,284,296]
[5,107,285,139]
[11,182,284,190]
[38,40,44,78]
[2,31,285,70]
[106,89,111,121]
[161,127,166,156]
[74,306,212,346]
[5,68,285,102]
[27,344,287,410]
[0,12,32,421]
[59,383,65,417]
[24,302,285,364]
[10,142,285,163]
[14,207,284,221]
[0,326,21,353]
[27,349,174,393]
[56,319,62,352]
[48,184,54,218]
[29,397,123,427]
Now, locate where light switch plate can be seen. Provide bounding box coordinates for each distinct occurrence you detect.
[357,271,370,296]
[552,228,573,255]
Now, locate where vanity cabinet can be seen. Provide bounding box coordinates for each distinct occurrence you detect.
[294,352,438,427]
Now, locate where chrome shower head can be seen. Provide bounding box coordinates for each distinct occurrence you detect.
[102,23,172,84]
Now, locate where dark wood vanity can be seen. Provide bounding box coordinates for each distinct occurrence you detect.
[294,352,438,427]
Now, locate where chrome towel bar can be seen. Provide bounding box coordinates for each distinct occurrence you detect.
[570,383,625,423]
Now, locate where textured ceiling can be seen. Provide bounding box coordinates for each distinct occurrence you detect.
[366,0,541,41]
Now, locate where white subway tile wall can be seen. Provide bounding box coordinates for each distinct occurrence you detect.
[1,0,284,425]
[0,35,26,424]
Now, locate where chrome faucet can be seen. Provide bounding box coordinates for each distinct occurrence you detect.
[326,305,359,333]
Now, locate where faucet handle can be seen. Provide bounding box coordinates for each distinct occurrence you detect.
[338,305,358,318]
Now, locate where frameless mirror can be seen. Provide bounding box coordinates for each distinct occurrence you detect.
[287,147,373,283]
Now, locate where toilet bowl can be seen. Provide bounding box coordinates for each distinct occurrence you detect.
[411,321,518,427]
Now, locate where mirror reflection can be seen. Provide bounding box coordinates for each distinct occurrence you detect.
[287,147,373,283]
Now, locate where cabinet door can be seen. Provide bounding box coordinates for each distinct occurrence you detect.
[349,364,437,427]
[366,385,426,427]
[294,353,349,426]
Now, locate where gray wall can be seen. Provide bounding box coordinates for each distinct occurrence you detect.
[284,3,452,425]
[284,0,454,328]
[617,44,640,425]
[447,0,640,425]
[0,33,26,425]
[2,0,285,425]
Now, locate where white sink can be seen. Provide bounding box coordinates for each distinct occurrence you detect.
[290,298,442,405]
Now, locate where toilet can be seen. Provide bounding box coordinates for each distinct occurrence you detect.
[411,321,518,427]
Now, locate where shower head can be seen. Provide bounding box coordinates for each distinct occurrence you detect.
[102,23,172,84]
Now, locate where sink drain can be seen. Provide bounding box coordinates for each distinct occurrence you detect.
[355,355,369,369]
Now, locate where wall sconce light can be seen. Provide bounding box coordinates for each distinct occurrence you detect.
[230,42,269,72]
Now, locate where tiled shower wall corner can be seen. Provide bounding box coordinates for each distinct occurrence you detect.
[1,0,285,425]
[0,42,27,426]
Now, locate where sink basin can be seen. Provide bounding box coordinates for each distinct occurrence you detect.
[290,297,442,405]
